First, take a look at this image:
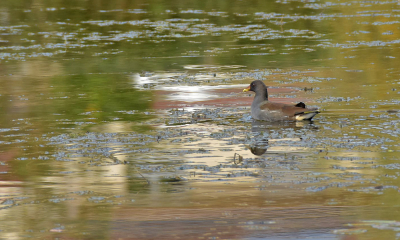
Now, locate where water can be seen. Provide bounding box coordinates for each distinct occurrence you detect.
[1,0,400,239]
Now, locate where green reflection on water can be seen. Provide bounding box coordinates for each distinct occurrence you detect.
[50,74,153,122]
[0,73,153,127]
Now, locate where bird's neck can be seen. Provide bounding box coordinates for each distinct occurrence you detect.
[254,88,268,102]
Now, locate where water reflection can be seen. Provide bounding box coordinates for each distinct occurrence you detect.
[249,142,268,156]
[250,119,316,131]
[131,69,246,108]
[247,120,317,156]
[2,0,400,239]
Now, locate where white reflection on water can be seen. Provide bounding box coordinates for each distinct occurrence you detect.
[132,72,246,102]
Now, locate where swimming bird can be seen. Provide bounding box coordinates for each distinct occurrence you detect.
[243,80,319,121]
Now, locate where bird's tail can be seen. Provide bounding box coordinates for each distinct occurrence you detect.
[294,111,320,121]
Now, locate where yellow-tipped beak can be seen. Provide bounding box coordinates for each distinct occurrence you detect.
[243,86,250,92]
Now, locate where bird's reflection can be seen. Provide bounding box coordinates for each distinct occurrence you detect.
[250,140,269,156]
[248,120,318,156]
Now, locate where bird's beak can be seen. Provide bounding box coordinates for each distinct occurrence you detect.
[243,85,250,92]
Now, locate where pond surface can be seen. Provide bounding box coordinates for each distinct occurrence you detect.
[1,0,400,239]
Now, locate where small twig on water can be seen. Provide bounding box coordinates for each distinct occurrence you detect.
[233,153,243,165]
[233,153,238,165]
[110,154,150,185]
[130,162,150,184]
[136,170,150,185]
